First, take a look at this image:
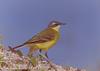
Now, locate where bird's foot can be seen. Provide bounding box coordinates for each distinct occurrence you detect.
[39,54,57,71]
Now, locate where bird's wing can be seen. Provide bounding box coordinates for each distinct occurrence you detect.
[25,28,56,44]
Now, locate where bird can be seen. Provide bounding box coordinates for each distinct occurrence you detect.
[9,20,66,58]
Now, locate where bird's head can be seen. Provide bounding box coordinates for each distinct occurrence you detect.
[48,20,66,31]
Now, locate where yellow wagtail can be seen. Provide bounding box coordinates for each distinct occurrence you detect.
[9,20,65,57]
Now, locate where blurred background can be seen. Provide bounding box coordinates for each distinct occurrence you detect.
[0,0,100,70]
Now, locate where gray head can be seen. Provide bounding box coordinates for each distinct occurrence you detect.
[48,20,66,28]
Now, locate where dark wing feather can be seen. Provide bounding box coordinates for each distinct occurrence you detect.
[25,28,56,44]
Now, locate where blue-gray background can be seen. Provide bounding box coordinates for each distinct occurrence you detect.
[0,0,100,70]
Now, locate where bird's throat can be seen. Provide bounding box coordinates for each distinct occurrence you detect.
[52,25,60,31]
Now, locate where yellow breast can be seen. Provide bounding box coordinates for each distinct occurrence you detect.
[36,39,56,51]
[35,27,60,51]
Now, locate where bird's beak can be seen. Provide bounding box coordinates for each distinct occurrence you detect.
[59,23,66,25]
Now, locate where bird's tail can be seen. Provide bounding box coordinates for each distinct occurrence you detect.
[8,43,26,51]
[13,43,26,49]
[8,41,35,52]
[8,43,26,52]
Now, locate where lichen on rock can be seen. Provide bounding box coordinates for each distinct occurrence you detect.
[0,47,86,71]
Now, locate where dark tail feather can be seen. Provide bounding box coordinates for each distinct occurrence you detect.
[8,43,26,52]
[13,43,26,49]
[9,41,35,50]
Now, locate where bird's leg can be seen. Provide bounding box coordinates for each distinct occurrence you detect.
[28,47,34,57]
[45,51,49,58]
[38,50,57,70]
[39,49,49,59]
[38,49,44,60]
[39,52,57,71]
[39,49,42,53]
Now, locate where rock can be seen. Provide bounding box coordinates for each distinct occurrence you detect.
[0,47,86,71]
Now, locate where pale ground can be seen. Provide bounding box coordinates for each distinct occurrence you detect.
[0,45,86,71]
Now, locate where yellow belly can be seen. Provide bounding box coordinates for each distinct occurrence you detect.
[36,39,57,51]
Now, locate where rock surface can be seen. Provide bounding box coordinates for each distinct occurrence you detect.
[0,46,86,71]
